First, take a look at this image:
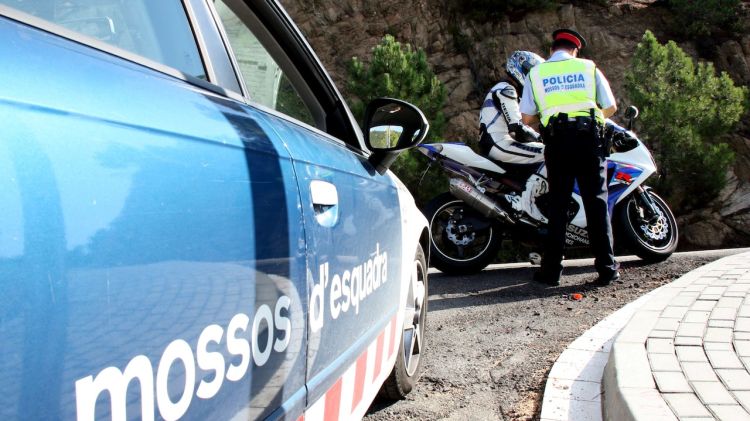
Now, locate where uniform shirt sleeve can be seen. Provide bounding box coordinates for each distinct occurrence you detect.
[519,76,537,115]
[595,68,616,110]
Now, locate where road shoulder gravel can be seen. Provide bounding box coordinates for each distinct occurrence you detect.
[365,248,750,421]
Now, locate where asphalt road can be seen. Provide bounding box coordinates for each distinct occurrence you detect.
[365,248,750,421]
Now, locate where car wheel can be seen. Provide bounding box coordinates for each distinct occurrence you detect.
[379,244,427,399]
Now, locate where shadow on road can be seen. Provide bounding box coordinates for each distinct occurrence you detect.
[427,258,653,312]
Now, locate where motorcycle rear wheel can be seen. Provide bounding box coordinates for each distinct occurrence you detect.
[423,193,502,274]
[616,190,678,262]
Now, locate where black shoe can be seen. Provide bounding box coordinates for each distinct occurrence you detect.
[533,271,560,287]
[593,270,620,286]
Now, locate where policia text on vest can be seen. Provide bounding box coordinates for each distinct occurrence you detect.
[542,73,586,93]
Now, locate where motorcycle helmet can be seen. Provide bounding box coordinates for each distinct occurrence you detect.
[506,51,545,88]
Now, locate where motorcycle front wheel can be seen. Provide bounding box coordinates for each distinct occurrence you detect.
[423,193,502,274]
[616,189,678,262]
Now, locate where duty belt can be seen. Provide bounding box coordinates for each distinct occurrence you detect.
[542,112,602,141]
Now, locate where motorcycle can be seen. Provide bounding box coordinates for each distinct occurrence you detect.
[416,106,679,274]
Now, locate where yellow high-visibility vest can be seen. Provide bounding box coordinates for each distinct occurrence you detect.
[529,58,604,126]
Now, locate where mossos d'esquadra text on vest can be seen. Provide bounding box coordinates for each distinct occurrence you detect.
[542,72,586,93]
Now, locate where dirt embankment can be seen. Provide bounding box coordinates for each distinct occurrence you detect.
[281,0,750,249]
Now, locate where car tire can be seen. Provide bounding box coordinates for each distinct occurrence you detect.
[379,244,427,400]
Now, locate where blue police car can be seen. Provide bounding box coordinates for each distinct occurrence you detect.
[0,1,431,419]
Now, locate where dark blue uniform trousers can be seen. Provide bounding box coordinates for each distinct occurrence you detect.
[541,125,618,280]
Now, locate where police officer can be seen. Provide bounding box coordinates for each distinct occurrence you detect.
[519,29,620,286]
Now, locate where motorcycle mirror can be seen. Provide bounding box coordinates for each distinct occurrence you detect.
[625,106,639,130]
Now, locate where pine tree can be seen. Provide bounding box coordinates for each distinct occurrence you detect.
[625,30,747,210]
[347,35,448,204]
[348,35,446,138]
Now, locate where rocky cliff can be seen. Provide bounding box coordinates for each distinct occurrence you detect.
[280,0,750,249]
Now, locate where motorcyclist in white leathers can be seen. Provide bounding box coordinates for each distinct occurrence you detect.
[478,50,548,223]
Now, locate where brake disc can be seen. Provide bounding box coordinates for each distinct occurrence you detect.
[640,207,669,241]
[446,219,475,246]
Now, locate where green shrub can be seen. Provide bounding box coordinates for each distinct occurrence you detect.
[348,35,446,136]
[666,0,743,37]
[625,30,747,210]
[449,24,472,54]
[347,35,448,205]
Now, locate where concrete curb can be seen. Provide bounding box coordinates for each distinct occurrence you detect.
[539,287,661,421]
[601,252,750,421]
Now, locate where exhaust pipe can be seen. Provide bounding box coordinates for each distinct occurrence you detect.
[449,178,514,224]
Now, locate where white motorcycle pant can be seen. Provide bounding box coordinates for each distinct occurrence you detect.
[486,133,545,165]
[486,134,548,223]
[507,172,549,224]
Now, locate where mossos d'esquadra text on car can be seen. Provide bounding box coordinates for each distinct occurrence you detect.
[76,294,294,420]
[311,243,389,329]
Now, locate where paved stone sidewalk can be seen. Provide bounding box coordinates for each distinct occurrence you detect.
[604,251,750,421]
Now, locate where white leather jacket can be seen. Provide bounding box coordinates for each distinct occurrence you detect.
[479,81,539,144]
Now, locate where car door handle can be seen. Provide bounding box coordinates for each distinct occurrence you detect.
[311,180,338,206]
[310,180,339,227]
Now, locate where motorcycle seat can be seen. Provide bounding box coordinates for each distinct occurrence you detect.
[486,159,544,181]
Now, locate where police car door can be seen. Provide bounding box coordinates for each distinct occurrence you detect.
[0,1,308,420]
[210,1,404,417]
[273,121,404,419]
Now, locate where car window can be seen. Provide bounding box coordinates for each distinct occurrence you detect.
[214,0,316,127]
[0,0,205,79]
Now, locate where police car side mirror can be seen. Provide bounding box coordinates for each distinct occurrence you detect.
[624,105,639,131]
[364,98,429,175]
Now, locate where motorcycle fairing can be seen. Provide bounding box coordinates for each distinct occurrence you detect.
[570,160,645,215]
[420,143,507,175]
[607,162,644,209]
